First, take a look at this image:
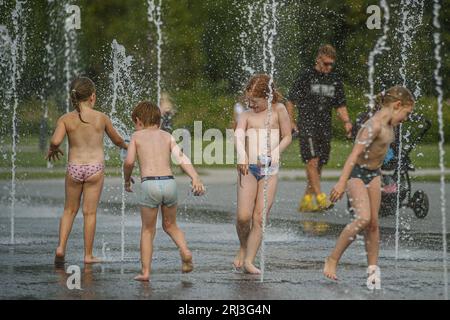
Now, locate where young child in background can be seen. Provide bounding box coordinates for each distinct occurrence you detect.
[123,101,205,282]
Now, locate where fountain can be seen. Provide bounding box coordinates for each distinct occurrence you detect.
[63,0,80,158]
[432,0,448,300]
[147,0,163,106]
[0,0,448,300]
[0,26,11,164]
[0,1,28,245]
[39,0,58,168]
[260,0,278,283]
[108,39,138,261]
[395,0,425,260]
[366,0,390,113]
[237,1,274,82]
[238,3,257,80]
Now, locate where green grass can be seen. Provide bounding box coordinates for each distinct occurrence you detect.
[1,135,449,172]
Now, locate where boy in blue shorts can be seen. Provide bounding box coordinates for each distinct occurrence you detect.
[123,101,205,281]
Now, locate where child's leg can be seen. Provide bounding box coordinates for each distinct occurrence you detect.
[81,171,104,264]
[161,204,193,273]
[235,173,258,269]
[244,175,278,274]
[55,172,83,262]
[135,206,158,281]
[364,176,381,266]
[324,178,371,280]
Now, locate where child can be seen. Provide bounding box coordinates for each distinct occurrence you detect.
[123,101,205,282]
[47,77,128,265]
[323,86,415,288]
[233,74,292,274]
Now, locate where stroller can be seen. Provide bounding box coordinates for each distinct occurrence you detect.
[349,111,432,219]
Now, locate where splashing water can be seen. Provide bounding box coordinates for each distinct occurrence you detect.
[366,0,390,113]
[3,1,28,245]
[0,25,13,241]
[260,0,278,283]
[432,0,448,300]
[63,1,80,158]
[238,3,257,79]
[41,0,58,168]
[237,2,276,80]
[109,39,136,138]
[147,0,163,106]
[261,3,269,74]
[394,0,424,260]
[0,26,12,159]
[108,39,137,261]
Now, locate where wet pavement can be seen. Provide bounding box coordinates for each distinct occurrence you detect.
[0,171,449,299]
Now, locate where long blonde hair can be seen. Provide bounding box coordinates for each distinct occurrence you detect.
[374,86,415,111]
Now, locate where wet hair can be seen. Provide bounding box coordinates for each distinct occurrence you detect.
[132,101,161,127]
[353,86,415,138]
[70,77,96,124]
[244,74,282,104]
[374,86,415,111]
[317,44,336,60]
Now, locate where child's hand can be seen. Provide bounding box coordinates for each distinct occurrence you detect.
[270,154,279,166]
[46,147,64,162]
[191,177,205,196]
[237,164,248,175]
[124,177,135,192]
[330,180,346,203]
[344,122,353,139]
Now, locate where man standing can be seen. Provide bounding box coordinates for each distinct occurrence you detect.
[286,45,352,212]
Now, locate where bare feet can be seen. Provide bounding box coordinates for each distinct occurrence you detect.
[84,256,102,264]
[134,274,150,282]
[181,250,193,273]
[243,262,261,275]
[323,256,338,281]
[233,248,245,271]
[54,247,65,265]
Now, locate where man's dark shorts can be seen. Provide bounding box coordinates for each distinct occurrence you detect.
[299,135,331,165]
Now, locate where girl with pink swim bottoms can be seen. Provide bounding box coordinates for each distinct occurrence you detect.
[46,77,128,265]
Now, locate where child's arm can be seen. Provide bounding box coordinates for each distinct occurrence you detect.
[285,101,298,133]
[104,114,128,149]
[271,104,292,165]
[330,121,381,202]
[234,112,249,175]
[46,116,66,162]
[170,136,205,195]
[123,135,137,192]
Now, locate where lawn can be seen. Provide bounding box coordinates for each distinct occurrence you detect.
[1,135,448,171]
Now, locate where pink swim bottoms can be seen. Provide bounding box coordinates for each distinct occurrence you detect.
[67,163,105,182]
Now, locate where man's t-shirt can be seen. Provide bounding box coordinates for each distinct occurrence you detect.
[287,67,346,139]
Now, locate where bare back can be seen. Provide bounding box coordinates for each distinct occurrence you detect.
[133,128,173,177]
[62,109,109,164]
